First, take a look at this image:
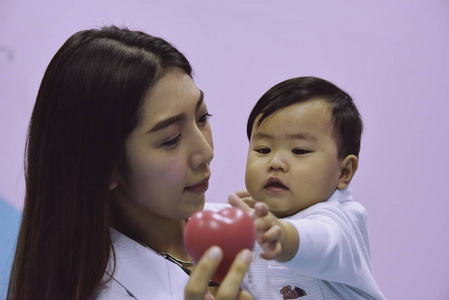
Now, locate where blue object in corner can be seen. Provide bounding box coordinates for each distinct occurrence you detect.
[0,198,21,299]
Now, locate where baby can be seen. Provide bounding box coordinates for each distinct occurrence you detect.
[230,76,386,299]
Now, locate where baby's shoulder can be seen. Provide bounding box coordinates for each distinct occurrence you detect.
[296,198,368,224]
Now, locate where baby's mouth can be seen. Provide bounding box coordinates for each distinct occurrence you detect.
[264,178,288,190]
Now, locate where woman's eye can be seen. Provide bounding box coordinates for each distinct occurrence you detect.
[198,113,212,125]
[255,148,271,154]
[162,134,181,147]
[292,148,310,155]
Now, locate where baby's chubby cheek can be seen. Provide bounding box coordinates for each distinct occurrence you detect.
[244,167,261,192]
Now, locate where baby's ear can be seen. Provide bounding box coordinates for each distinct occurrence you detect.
[337,155,358,190]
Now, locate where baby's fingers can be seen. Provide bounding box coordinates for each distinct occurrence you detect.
[259,241,282,260]
[254,216,280,234]
[254,202,270,218]
[242,197,256,209]
[259,225,282,243]
[234,190,251,199]
[228,193,254,216]
[257,226,283,260]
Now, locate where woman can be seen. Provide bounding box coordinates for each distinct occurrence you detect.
[7,26,252,300]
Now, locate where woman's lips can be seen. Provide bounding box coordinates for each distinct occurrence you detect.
[185,179,209,194]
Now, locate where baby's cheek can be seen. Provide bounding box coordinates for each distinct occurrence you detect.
[245,169,257,192]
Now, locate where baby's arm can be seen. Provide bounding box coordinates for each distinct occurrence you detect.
[230,192,378,290]
[228,193,299,262]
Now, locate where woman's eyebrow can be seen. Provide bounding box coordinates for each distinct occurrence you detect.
[149,90,204,133]
[149,114,185,133]
[196,90,204,110]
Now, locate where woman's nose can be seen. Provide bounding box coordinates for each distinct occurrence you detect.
[267,154,288,172]
[190,128,214,168]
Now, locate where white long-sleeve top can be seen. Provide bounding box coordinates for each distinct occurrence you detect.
[244,188,386,299]
[93,189,385,299]
[93,228,190,300]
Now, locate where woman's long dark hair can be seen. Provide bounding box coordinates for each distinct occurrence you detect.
[7,25,192,300]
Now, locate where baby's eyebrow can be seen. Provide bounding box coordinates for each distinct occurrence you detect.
[251,132,273,140]
[287,133,317,142]
[252,132,317,142]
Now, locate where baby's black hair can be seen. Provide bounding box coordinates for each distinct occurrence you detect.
[247,76,363,158]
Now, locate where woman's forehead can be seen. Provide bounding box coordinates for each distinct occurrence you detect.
[138,70,203,127]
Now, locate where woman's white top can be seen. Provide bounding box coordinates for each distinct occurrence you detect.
[93,228,190,300]
[93,192,385,299]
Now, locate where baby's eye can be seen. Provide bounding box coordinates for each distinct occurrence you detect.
[162,134,181,148]
[255,148,271,154]
[292,148,310,155]
[198,113,212,126]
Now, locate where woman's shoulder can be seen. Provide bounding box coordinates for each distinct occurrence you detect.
[92,277,137,300]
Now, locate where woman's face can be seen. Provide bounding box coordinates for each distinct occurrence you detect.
[116,69,214,221]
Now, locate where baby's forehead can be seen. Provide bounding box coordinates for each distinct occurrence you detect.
[252,101,337,141]
[259,100,333,126]
[260,98,331,119]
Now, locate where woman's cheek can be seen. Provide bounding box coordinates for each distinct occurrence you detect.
[161,158,187,186]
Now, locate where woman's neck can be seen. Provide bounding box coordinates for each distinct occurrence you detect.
[111,197,190,260]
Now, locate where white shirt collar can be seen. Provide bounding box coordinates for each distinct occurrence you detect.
[108,228,190,299]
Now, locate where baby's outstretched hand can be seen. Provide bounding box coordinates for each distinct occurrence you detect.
[228,193,297,261]
[252,201,284,260]
[232,190,256,208]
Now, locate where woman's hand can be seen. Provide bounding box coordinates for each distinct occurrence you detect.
[184,246,253,300]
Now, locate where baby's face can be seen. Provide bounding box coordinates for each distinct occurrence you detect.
[245,100,343,217]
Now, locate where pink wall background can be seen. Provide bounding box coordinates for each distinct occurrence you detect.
[1,1,448,298]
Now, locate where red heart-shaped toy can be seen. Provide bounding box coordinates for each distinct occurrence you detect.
[184,207,256,283]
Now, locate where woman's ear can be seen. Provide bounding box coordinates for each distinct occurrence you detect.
[109,167,120,190]
[337,155,358,190]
